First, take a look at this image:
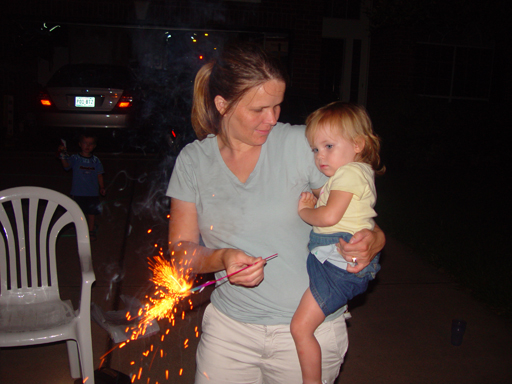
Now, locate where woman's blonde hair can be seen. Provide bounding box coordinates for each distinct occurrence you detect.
[305,102,385,174]
[191,41,287,140]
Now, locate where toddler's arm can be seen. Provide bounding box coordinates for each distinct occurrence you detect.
[98,174,106,196]
[298,190,353,227]
[58,144,71,168]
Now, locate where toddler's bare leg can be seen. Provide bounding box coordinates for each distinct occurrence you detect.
[291,288,326,384]
[87,214,95,232]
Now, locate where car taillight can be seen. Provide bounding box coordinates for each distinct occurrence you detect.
[117,93,133,108]
[39,91,52,107]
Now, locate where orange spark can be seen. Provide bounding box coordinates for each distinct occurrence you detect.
[179,368,183,376]
[100,346,118,361]
[128,255,193,340]
[147,229,152,234]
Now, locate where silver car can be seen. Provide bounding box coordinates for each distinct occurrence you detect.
[38,64,136,129]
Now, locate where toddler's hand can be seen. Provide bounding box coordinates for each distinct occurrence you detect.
[57,145,69,159]
[298,192,317,212]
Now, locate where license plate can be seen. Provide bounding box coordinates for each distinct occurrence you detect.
[75,96,95,107]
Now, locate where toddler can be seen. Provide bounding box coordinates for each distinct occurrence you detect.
[59,133,105,240]
[291,102,385,384]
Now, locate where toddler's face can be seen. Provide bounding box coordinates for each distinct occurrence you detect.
[310,126,361,177]
[79,137,96,155]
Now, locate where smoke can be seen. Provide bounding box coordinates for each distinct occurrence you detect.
[131,155,175,225]
[124,28,219,155]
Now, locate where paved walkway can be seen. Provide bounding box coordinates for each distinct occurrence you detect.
[1,150,511,384]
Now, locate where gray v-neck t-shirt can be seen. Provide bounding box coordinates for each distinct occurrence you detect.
[167,123,346,325]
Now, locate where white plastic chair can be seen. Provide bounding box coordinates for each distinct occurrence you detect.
[0,186,96,384]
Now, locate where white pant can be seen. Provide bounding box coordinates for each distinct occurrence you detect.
[195,304,349,384]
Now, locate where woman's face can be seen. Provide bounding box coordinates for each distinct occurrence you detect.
[217,79,286,148]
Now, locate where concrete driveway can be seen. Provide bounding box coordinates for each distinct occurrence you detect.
[1,149,511,384]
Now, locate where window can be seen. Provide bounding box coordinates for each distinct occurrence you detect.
[349,39,362,103]
[323,0,361,19]
[414,42,494,101]
[319,38,344,100]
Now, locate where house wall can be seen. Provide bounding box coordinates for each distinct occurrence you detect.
[4,0,323,94]
[366,25,416,109]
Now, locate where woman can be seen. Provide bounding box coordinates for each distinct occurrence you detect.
[167,42,385,384]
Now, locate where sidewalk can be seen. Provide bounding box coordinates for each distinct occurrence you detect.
[1,150,511,384]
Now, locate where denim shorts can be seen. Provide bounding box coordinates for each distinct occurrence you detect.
[307,231,381,316]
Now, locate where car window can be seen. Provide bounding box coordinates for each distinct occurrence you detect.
[47,64,133,88]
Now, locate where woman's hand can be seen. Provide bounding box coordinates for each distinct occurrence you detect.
[221,248,266,288]
[170,198,267,287]
[337,225,385,273]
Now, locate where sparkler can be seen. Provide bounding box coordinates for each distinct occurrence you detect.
[132,252,278,337]
[189,253,278,293]
[131,255,193,339]
[113,251,278,382]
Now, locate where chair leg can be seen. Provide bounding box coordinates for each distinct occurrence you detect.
[77,328,95,384]
[66,340,82,378]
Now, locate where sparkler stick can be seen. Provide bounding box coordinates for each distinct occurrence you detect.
[189,253,278,293]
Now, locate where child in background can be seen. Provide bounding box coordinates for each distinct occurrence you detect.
[59,133,105,240]
[291,102,385,384]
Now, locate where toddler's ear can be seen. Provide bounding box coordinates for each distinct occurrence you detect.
[354,137,365,153]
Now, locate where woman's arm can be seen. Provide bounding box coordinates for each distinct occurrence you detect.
[337,224,385,273]
[169,197,266,287]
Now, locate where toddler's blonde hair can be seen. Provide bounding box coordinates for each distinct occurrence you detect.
[305,102,385,174]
